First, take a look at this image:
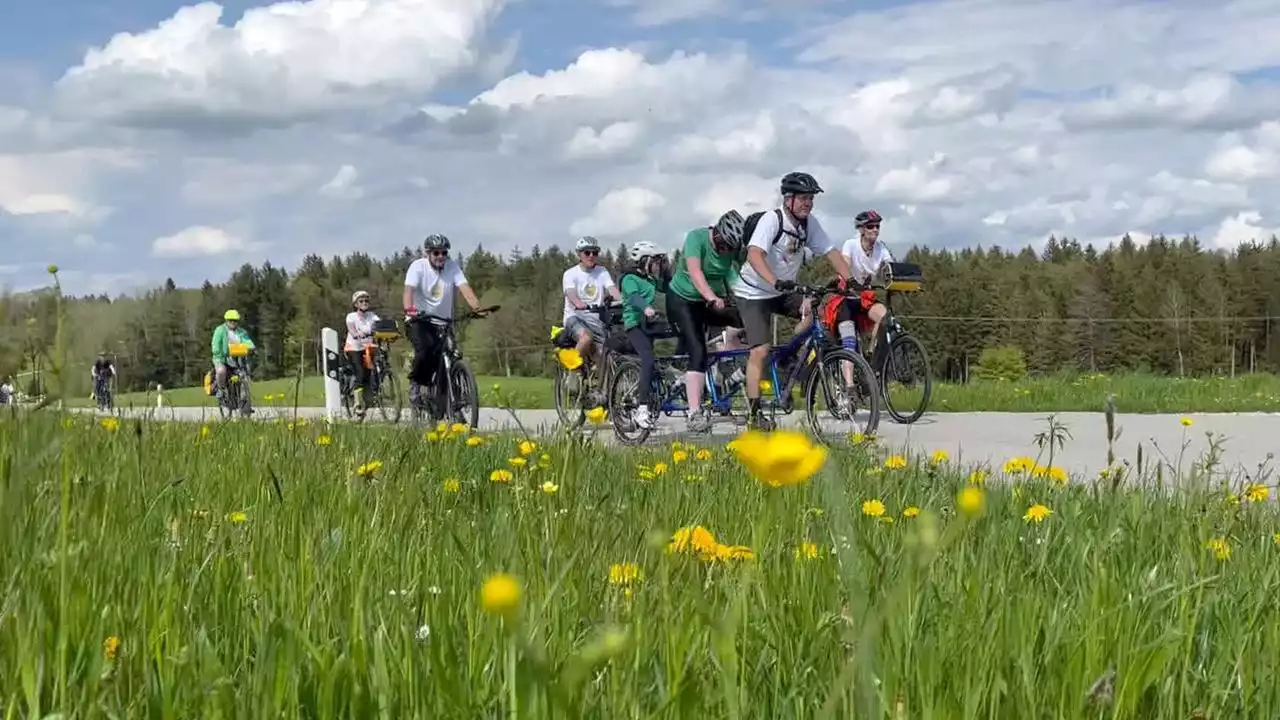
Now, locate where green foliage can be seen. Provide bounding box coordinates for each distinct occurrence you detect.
[972,346,1029,381]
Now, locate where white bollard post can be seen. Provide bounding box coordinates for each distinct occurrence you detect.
[321,328,342,422]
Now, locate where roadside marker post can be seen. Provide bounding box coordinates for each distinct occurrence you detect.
[321,328,342,423]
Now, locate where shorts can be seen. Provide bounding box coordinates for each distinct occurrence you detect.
[564,313,607,343]
[735,294,807,348]
[823,290,880,335]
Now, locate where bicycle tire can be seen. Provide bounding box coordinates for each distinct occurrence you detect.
[375,370,403,424]
[880,333,932,425]
[607,356,651,446]
[554,365,586,429]
[804,347,880,442]
[450,360,481,429]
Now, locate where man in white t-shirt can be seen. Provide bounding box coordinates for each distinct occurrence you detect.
[402,233,486,418]
[561,235,622,390]
[728,171,852,431]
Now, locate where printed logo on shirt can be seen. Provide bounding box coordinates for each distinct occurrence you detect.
[582,282,598,300]
[429,281,444,301]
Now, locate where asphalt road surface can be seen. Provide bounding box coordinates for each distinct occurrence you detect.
[78,403,1280,482]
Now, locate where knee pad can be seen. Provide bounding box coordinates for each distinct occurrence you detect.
[837,320,858,339]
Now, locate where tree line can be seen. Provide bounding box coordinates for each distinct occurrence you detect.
[4,233,1280,397]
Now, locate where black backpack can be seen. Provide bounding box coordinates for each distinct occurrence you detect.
[738,209,796,263]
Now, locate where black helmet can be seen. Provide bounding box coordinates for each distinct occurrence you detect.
[424,234,451,251]
[780,171,823,196]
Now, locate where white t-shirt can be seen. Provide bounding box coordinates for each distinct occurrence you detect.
[842,238,894,285]
[405,258,468,319]
[730,208,836,299]
[344,310,381,351]
[561,265,617,321]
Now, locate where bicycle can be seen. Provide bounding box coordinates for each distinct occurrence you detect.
[216,344,255,420]
[93,375,114,412]
[551,301,628,430]
[339,318,404,423]
[601,315,693,445]
[611,284,881,444]
[406,305,500,428]
[866,262,933,424]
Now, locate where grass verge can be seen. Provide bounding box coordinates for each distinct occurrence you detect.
[2,409,1278,716]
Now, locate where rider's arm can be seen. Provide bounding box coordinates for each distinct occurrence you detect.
[562,269,587,310]
[684,231,720,302]
[403,260,421,311]
[620,275,651,311]
[744,211,780,287]
[458,282,482,311]
[603,271,621,302]
[211,325,226,361]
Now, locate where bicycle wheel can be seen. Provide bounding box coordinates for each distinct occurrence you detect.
[804,348,880,443]
[880,334,932,425]
[373,370,403,424]
[340,372,356,421]
[448,360,481,429]
[607,356,651,446]
[554,364,586,429]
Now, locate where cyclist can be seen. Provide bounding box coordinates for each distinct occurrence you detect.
[561,235,622,401]
[825,209,893,357]
[211,309,256,399]
[91,352,115,403]
[402,233,485,418]
[666,209,747,433]
[344,290,380,417]
[618,241,670,430]
[728,171,853,431]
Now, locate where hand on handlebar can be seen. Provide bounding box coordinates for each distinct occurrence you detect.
[774,279,797,292]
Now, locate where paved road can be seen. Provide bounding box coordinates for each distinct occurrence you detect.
[78,404,1280,481]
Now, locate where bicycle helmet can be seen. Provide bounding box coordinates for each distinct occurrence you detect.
[224,309,241,321]
[855,209,882,228]
[423,234,451,251]
[351,290,370,305]
[713,210,746,252]
[780,171,823,196]
[575,235,601,253]
[628,240,662,263]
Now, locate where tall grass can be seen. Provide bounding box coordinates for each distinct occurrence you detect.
[2,409,1278,717]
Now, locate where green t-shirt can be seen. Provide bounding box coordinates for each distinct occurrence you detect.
[619,273,659,331]
[668,227,739,302]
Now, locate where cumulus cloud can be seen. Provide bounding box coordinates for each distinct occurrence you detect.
[55,0,507,129]
[152,225,250,257]
[570,187,666,237]
[564,122,642,159]
[1210,211,1280,250]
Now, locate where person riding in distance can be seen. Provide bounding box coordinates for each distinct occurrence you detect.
[728,171,853,431]
[561,235,623,400]
[618,241,670,430]
[344,290,380,416]
[665,209,748,433]
[211,309,256,396]
[402,234,485,418]
[827,209,893,356]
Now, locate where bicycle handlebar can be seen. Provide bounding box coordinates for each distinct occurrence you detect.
[406,304,501,324]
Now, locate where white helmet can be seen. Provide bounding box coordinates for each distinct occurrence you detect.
[575,236,601,253]
[628,241,662,262]
[352,290,370,305]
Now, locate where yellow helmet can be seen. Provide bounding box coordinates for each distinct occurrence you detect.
[224,309,241,321]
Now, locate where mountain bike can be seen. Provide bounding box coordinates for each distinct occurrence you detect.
[552,301,626,430]
[339,318,404,423]
[93,375,114,412]
[217,344,255,420]
[611,285,881,444]
[867,263,933,424]
[407,305,499,428]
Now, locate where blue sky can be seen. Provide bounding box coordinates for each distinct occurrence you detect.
[3,0,1280,296]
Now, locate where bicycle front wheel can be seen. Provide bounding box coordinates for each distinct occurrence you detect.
[804,348,880,443]
[880,334,932,425]
[374,370,403,424]
[554,364,586,429]
[448,361,480,429]
[607,356,651,446]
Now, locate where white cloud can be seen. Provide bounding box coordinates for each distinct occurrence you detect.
[55,0,506,127]
[0,150,135,218]
[1210,211,1280,250]
[569,187,666,237]
[564,121,642,159]
[694,175,778,220]
[873,164,954,204]
[152,225,249,257]
[319,164,363,199]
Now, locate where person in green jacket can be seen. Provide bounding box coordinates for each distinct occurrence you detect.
[618,241,670,430]
[211,309,256,394]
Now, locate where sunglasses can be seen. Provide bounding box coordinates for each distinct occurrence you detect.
[862,224,881,231]
[429,250,449,257]
[580,249,599,257]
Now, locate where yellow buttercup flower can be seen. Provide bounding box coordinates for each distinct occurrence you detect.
[730,430,827,488]
[480,573,522,617]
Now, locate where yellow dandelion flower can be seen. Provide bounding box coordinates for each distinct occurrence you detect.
[759,379,774,395]
[519,440,537,456]
[849,432,869,445]
[652,462,668,476]
[424,431,441,442]
[672,449,689,464]
[884,454,908,469]
[508,457,527,468]
[861,499,886,518]
[667,525,718,555]
[316,435,332,446]
[1180,416,1193,427]
[930,449,949,465]
[541,481,559,494]
[443,478,461,493]
[795,541,820,559]
[103,635,121,661]
[586,406,608,424]
[490,469,514,483]
[1003,456,1034,474]
[957,486,985,516]
[538,453,552,467]
[967,469,987,485]
[695,448,713,461]
[730,429,827,488]
[226,510,248,524]
[1245,484,1269,503]
[1023,504,1053,523]
[557,348,584,370]
[100,417,120,432]
[608,562,642,586]
[199,425,211,438]
[356,460,383,476]
[449,423,468,436]
[466,436,484,447]
[902,506,921,518]
[1206,537,1230,561]
[479,573,522,618]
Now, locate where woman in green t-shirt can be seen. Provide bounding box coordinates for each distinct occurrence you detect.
[618,241,671,430]
[665,210,748,433]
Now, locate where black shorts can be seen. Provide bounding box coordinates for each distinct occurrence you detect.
[736,294,806,348]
